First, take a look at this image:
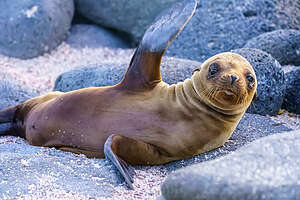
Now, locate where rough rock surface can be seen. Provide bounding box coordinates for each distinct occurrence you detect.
[0,73,37,134]
[283,67,300,114]
[0,0,74,59]
[74,0,300,55]
[54,57,201,92]
[244,29,300,66]
[166,0,300,61]
[0,113,290,199]
[232,48,286,116]
[0,73,37,110]
[66,24,129,49]
[161,130,300,200]
[74,0,180,44]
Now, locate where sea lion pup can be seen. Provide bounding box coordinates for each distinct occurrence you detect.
[0,0,257,189]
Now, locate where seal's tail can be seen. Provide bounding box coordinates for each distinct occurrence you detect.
[0,105,18,123]
[0,91,63,138]
[0,104,24,137]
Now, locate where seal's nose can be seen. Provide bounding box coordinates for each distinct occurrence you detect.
[231,75,238,84]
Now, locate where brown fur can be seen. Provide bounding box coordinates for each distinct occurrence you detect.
[3,52,257,165]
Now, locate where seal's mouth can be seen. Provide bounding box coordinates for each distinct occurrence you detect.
[218,89,237,100]
[224,90,235,96]
[218,87,239,97]
[210,87,244,106]
[200,86,248,114]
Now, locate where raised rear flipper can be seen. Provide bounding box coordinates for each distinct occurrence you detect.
[120,0,197,91]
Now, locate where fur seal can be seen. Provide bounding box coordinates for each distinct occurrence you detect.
[0,0,257,189]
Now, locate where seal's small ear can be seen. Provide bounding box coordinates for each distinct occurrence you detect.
[192,67,201,75]
[252,91,257,102]
[120,0,197,91]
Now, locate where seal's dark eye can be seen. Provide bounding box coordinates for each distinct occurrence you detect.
[246,74,255,89]
[246,74,254,83]
[208,63,220,77]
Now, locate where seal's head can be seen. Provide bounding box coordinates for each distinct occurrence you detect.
[193,52,257,114]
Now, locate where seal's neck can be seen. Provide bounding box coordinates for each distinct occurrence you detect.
[173,74,244,120]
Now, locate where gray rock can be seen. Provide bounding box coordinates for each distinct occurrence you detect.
[232,48,286,116]
[244,29,300,65]
[283,67,300,114]
[54,63,127,92]
[0,73,37,133]
[74,0,180,44]
[161,129,300,200]
[157,196,166,200]
[71,9,95,25]
[53,57,201,92]
[0,74,37,109]
[0,0,74,59]
[166,0,300,61]
[66,24,130,49]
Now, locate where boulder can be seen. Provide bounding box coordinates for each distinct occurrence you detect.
[161,130,300,200]
[66,24,130,49]
[244,29,300,65]
[74,0,300,55]
[0,74,37,109]
[166,0,300,61]
[0,73,37,133]
[232,48,285,116]
[283,67,300,114]
[0,0,74,59]
[71,10,94,25]
[53,57,201,92]
[74,0,179,45]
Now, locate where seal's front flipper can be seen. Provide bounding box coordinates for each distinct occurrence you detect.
[104,134,135,189]
[120,0,197,91]
[104,134,173,189]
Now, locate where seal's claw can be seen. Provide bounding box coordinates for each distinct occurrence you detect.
[104,134,135,189]
[118,156,136,178]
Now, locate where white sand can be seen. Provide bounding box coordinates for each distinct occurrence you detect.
[0,43,134,95]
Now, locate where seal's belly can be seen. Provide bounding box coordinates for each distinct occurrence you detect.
[25,110,175,156]
[23,92,168,152]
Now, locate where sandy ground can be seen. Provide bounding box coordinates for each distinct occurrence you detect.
[0,43,299,200]
[0,43,134,95]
